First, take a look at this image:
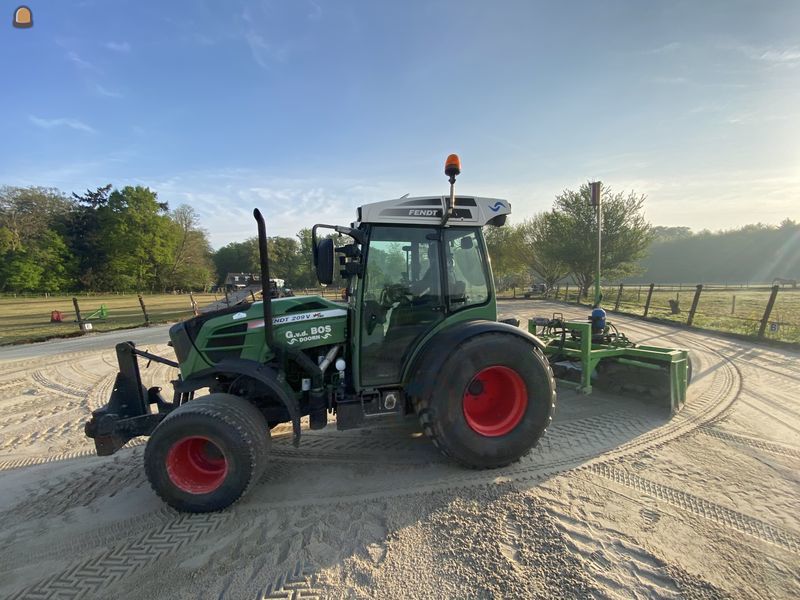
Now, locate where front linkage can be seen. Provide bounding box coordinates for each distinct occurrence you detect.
[85,342,184,455]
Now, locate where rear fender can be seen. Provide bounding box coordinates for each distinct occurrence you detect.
[404,320,546,402]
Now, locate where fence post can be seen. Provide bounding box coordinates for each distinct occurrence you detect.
[72,297,84,332]
[250,290,256,303]
[564,283,569,302]
[643,283,655,317]
[224,289,230,307]
[687,284,703,326]
[731,295,736,315]
[758,285,780,338]
[189,292,199,316]
[138,294,151,326]
[614,284,623,311]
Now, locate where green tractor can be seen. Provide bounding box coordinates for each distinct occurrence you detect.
[85,155,557,512]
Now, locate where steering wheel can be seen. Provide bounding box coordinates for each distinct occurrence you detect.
[380,283,412,307]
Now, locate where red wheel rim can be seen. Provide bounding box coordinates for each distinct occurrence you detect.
[463,366,528,437]
[166,436,228,494]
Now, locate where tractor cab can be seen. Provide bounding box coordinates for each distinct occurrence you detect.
[311,158,511,393]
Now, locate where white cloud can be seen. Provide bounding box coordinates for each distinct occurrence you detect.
[104,41,131,53]
[740,45,800,66]
[755,48,800,64]
[648,42,682,54]
[66,51,96,71]
[29,115,96,134]
[95,84,123,98]
[148,169,403,247]
[244,31,290,69]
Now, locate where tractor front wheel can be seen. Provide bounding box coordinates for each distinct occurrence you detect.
[144,393,270,513]
[415,333,556,469]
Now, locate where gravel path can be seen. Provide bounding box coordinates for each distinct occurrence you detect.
[0,300,797,599]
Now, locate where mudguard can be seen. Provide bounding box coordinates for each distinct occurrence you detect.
[177,358,302,445]
[403,320,547,401]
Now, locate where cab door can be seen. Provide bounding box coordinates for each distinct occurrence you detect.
[359,226,445,386]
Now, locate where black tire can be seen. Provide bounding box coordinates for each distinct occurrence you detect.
[414,333,556,469]
[144,393,270,513]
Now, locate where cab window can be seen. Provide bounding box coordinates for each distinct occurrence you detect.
[444,228,489,309]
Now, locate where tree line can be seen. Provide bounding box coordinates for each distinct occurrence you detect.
[627,220,800,284]
[0,185,215,293]
[2,182,794,294]
[211,228,321,290]
[485,189,798,290]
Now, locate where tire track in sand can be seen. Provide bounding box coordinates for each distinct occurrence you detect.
[588,462,800,553]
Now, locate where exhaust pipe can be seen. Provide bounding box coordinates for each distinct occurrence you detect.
[253,209,275,352]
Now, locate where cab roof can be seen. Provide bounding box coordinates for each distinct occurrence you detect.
[357,195,511,227]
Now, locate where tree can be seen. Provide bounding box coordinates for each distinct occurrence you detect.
[0,227,13,254]
[264,237,302,284]
[94,186,175,291]
[543,184,653,298]
[211,231,322,289]
[32,230,75,293]
[0,252,44,293]
[518,215,570,288]
[165,205,215,290]
[213,240,258,284]
[69,184,113,289]
[483,223,530,290]
[630,220,800,283]
[294,228,318,289]
[0,186,76,293]
[651,226,692,243]
[0,186,71,251]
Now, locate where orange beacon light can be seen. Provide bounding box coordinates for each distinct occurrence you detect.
[445,154,461,180]
[13,6,33,28]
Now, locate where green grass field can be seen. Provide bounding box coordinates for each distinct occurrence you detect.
[0,293,218,345]
[3,285,797,346]
[0,288,346,346]
[499,285,800,344]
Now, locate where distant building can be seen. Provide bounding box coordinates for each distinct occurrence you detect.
[223,272,260,290]
[222,273,288,295]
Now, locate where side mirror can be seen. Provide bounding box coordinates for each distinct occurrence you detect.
[315,238,335,285]
[460,236,474,250]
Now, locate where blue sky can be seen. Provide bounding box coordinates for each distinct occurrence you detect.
[2,0,798,247]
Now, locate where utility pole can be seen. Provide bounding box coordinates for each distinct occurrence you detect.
[590,181,602,307]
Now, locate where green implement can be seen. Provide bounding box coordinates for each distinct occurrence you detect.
[529,315,690,415]
[86,304,108,321]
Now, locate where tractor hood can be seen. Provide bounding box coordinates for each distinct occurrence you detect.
[170,295,348,377]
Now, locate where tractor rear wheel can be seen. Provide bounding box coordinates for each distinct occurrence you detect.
[144,393,269,513]
[414,333,556,469]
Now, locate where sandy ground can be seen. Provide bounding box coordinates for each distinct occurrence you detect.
[0,300,798,599]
